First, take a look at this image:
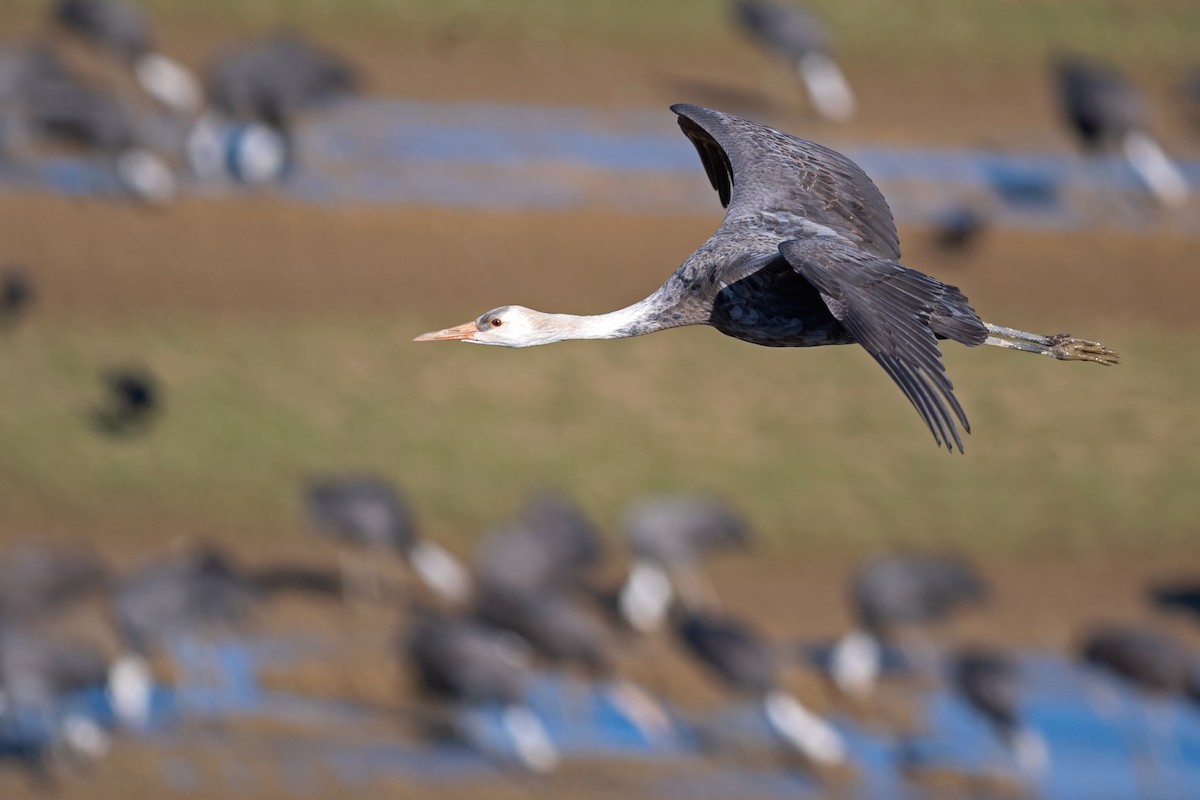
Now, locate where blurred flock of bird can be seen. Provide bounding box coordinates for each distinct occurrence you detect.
[2,0,1200,798]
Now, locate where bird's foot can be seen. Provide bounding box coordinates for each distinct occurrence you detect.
[1048,334,1120,366]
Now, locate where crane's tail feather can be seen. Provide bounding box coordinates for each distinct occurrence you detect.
[982,323,1119,365]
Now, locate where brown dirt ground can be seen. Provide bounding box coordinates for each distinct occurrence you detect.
[2,16,1199,800]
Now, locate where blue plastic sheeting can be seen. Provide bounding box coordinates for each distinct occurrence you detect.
[3,98,1199,236]
[8,637,1200,796]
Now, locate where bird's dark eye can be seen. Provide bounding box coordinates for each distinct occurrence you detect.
[490,317,503,328]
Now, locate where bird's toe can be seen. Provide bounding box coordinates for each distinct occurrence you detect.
[1049,334,1120,366]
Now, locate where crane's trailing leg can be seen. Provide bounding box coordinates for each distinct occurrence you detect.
[982,323,1120,365]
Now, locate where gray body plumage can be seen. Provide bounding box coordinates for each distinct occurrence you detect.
[623,494,750,567]
[52,0,152,64]
[659,104,987,450]
[954,647,1021,732]
[732,0,831,61]
[205,33,357,125]
[677,610,777,695]
[0,545,108,624]
[1054,56,1145,151]
[110,545,260,655]
[474,490,603,596]
[852,552,987,634]
[1080,626,1200,701]
[306,475,418,554]
[405,612,528,706]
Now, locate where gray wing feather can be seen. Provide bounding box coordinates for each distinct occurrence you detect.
[780,238,971,452]
[672,103,900,260]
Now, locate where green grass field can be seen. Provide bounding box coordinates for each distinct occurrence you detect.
[2,314,1195,554]
[9,0,1200,66]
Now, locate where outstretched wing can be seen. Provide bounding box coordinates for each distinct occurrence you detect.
[672,103,900,260]
[779,238,971,452]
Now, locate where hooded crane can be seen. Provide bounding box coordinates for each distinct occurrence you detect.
[1054,55,1190,209]
[51,0,200,115]
[676,609,848,769]
[616,494,751,634]
[0,544,108,625]
[1080,625,1200,797]
[305,475,470,604]
[0,44,176,203]
[187,32,358,185]
[952,646,1048,778]
[472,499,674,744]
[404,610,559,772]
[0,625,113,773]
[416,104,1119,453]
[731,0,856,122]
[827,553,988,698]
[472,489,605,599]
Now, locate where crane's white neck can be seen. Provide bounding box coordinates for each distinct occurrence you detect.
[538,302,663,342]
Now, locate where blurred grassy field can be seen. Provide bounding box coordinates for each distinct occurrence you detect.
[7,0,1200,66]
[0,187,1196,557]
[1,316,1196,555]
[1,1,1198,559]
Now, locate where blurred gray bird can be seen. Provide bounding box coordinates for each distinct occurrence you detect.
[415,104,1119,453]
[731,0,856,122]
[677,609,848,767]
[952,647,1048,777]
[404,610,559,772]
[305,475,470,604]
[1054,55,1189,209]
[472,580,674,745]
[0,624,113,765]
[187,32,358,185]
[0,44,176,203]
[51,0,200,114]
[106,544,260,728]
[0,544,109,624]
[828,553,988,698]
[616,494,751,634]
[1080,625,1200,702]
[473,489,604,598]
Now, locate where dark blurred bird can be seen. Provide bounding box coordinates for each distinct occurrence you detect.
[615,494,751,633]
[1149,578,1200,622]
[0,267,35,328]
[186,32,358,185]
[676,609,848,767]
[305,475,470,603]
[93,365,160,435]
[930,205,989,254]
[0,544,109,624]
[51,0,200,114]
[1181,66,1200,135]
[829,553,988,697]
[952,647,1048,776]
[416,104,1119,454]
[731,0,855,122]
[0,44,176,203]
[472,581,673,744]
[1054,55,1189,208]
[1080,625,1200,702]
[404,610,558,772]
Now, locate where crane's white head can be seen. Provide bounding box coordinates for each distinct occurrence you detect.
[414,306,565,347]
